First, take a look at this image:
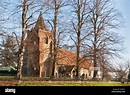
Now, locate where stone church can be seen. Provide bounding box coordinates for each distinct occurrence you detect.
[22,13,94,79]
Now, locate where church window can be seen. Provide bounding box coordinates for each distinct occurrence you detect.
[44,37,48,44]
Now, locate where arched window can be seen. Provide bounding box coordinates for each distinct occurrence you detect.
[44,37,48,44]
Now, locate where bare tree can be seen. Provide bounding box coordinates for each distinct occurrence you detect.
[15,0,45,80]
[127,60,130,74]
[43,0,69,79]
[85,0,124,79]
[0,1,20,67]
[110,60,130,81]
[69,0,91,80]
[0,35,19,67]
[0,0,11,34]
[15,0,28,80]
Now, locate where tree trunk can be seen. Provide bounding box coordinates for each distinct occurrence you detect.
[15,0,27,80]
[50,1,58,80]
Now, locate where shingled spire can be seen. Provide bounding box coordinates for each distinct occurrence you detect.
[34,12,46,30]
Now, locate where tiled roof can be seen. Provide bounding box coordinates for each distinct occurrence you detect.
[57,48,93,69]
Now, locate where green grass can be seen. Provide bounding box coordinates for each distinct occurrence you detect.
[14,81,130,86]
[0,76,130,86]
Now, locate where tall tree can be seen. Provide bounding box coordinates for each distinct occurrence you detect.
[69,0,90,80]
[85,0,123,79]
[15,0,45,80]
[15,0,28,80]
[0,1,19,67]
[43,0,68,79]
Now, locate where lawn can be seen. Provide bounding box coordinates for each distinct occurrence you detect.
[0,81,130,86]
[15,81,130,86]
[0,76,130,86]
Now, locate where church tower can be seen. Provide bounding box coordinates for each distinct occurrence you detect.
[22,12,52,77]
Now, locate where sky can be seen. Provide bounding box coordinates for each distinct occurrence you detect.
[0,0,129,63]
[113,0,130,61]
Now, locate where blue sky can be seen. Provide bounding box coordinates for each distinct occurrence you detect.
[1,0,129,62]
[113,0,130,61]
